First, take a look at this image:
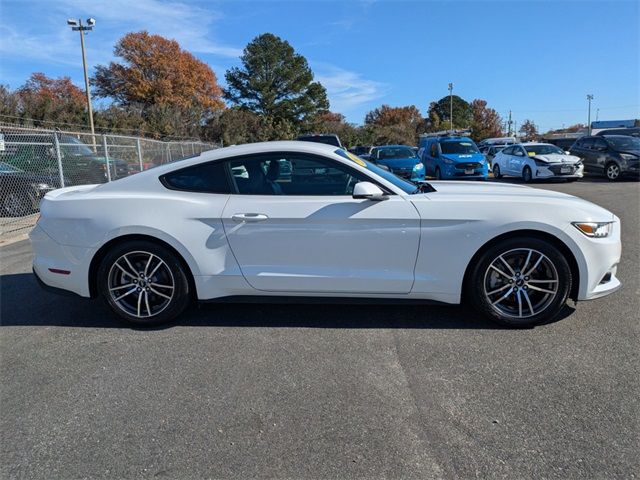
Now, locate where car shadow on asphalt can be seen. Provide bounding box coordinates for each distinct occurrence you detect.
[1,272,575,330]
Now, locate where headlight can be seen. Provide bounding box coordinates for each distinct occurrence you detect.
[572,222,613,238]
[413,163,424,171]
[620,154,638,161]
[534,159,549,167]
[441,157,454,165]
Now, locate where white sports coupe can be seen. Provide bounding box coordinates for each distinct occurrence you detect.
[30,141,621,327]
[492,143,584,182]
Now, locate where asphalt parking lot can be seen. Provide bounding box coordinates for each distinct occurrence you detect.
[1,177,638,479]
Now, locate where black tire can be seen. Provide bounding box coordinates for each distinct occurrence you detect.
[2,191,32,217]
[604,162,621,181]
[493,163,502,179]
[97,240,191,326]
[435,167,442,180]
[522,166,533,183]
[466,237,572,328]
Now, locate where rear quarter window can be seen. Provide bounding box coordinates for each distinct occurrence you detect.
[161,161,230,193]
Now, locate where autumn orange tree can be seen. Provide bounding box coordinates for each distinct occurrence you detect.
[470,99,503,141]
[92,31,224,137]
[364,105,425,145]
[13,73,87,126]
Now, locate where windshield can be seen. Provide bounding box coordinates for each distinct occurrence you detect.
[440,140,480,155]
[377,147,417,159]
[605,136,640,151]
[60,136,94,156]
[524,144,564,155]
[334,149,418,194]
[0,162,21,173]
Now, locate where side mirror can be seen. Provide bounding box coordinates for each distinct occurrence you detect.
[353,182,387,201]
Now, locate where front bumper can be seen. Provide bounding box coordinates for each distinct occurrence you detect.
[565,216,622,301]
[442,162,489,179]
[535,163,584,179]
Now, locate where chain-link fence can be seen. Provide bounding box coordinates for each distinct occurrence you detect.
[0,123,218,240]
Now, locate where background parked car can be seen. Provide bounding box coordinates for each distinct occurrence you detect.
[296,134,343,148]
[480,145,507,166]
[368,145,425,181]
[569,135,640,181]
[492,143,583,182]
[348,145,373,157]
[595,127,640,138]
[0,133,129,185]
[418,133,488,180]
[0,161,61,217]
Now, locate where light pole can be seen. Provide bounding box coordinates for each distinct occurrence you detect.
[448,83,454,131]
[67,18,96,138]
[586,94,594,135]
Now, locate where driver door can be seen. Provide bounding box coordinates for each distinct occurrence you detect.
[221,152,421,294]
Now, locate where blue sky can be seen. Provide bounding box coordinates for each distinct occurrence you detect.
[1,0,638,132]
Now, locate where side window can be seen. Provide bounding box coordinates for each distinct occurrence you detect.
[226,153,373,196]
[593,138,608,151]
[502,146,514,155]
[161,161,231,193]
[581,138,594,150]
[430,142,438,157]
[513,147,525,156]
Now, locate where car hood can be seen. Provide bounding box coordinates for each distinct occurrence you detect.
[69,155,128,166]
[377,157,420,169]
[0,171,59,185]
[532,153,581,164]
[412,181,614,221]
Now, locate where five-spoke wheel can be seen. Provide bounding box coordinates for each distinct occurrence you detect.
[98,240,191,326]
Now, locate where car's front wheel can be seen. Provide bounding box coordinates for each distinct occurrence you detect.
[605,162,621,181]
[97,240,191,326]
[467,237,572,327]
[522,166,533,183]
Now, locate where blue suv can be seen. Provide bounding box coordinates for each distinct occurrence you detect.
[418,133,488,180]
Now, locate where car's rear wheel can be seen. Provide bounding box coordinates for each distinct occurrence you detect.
[522,166,533,183]
[605,162,621,181]
[97,240,191,326]
[467,237,572,327]
[493,163,502,179]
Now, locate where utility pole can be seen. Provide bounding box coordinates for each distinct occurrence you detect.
[67,18,96,138]
[507,110,513,136]
[596,108,600,122]
[587,94,594,135]
[448,83,454,131]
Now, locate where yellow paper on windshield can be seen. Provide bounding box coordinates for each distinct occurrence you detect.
[346,152,367,167]
[528,152,536,156]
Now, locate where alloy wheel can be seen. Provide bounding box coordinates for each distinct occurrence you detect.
[606,163,620,181]
[483,248,559,319]
[107,251,175,318]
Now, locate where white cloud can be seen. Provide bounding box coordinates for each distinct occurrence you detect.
[313,63,388,113]
[0,0,241,71]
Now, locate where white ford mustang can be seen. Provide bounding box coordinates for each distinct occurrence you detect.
[30,141,621,327]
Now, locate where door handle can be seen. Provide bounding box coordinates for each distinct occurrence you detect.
[231,213,269,223]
